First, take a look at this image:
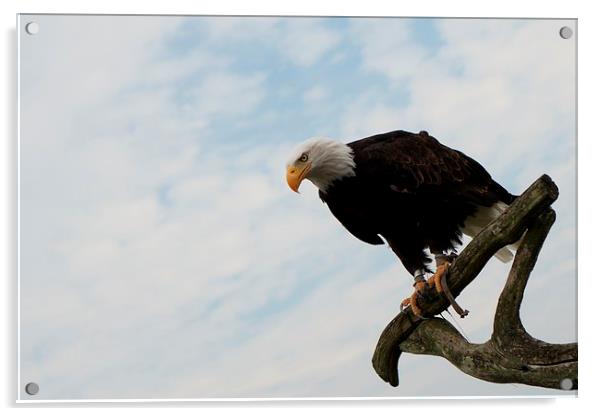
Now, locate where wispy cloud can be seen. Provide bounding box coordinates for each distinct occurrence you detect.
[278,18,343,66]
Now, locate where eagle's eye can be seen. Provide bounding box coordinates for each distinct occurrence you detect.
[299,153,309,163]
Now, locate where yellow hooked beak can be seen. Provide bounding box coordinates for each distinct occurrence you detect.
[286,163,311,193]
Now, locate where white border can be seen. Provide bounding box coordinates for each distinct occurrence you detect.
[3,0,600,414]
[12,12,580,404]
[15,393,569,404]
[15,12,21,406]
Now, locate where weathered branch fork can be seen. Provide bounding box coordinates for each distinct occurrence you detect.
[372,174,577,390]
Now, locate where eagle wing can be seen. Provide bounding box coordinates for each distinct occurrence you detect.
[347,130,514,206]
[319,186,386,245]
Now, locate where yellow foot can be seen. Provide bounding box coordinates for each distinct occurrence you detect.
[426,262,450,293]
[401,280,427,317]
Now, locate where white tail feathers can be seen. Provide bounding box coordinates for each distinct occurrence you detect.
[494,246,514,263]
[493,238,523,263]
[462,202,521,264]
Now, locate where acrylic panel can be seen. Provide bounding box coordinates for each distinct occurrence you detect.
[18,14,577,401]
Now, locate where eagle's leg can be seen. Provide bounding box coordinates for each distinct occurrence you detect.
[427,253,456,293]
[400,270,429,317]
[429,252,469,318]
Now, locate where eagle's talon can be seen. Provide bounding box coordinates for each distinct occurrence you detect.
[400,296,424,318]
[401,280,428,317]
[409,293,425,318]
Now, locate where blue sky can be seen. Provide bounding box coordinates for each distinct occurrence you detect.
[19,15,576,399]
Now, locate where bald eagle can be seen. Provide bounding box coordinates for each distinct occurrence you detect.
[285,130,517,316]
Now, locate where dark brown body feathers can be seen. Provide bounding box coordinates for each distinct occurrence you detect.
[319,130,515,275]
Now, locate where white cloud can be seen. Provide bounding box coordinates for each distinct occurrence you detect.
[201,17,342,67]
[278,19,342,66]
[303,85,328,103]
[187,72,266,118]
[340,94,407,139]
[349,19,429,83]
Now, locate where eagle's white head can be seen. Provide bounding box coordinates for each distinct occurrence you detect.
[285,138,356,193]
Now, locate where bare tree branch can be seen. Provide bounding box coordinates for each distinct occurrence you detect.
[493,210,556,335]
[400,318,576,390]
[493,209,577,367]
[371,175,577,390]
